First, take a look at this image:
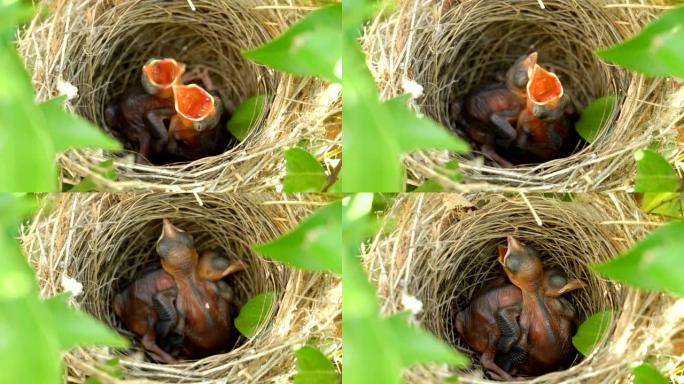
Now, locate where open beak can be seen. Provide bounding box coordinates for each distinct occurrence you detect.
[172,84,217,129]
[142,58,186,99]
[527,64,563,108]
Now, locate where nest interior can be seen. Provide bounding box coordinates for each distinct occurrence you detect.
[364,0,679,190]
[363,193,677,383]
[69,2,276,160]
[18,1,339,191]
[22,193,340,383]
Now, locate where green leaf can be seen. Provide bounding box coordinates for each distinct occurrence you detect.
[387,312,469,367]
[282,147,327,192]
[342,194,469,384]
[253,200,342,275]
[631,363,669,384]
[294,345,338,384]
[243,4,341,83]
[0,48,57,191]
[642,192,683,217]
[572,311,613,356]
[234,292,275,338]
[226,95,267,140]
[67,178,97,192]
[342,88,470,192]
[414,160,463,192]
[596,6,684,78]
[39,97,121,152]
[591,221,684,296]
[634,149,681,192]
[44,293,129,349]
[575,96,617,143]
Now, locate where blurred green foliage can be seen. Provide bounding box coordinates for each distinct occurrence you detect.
[226,95,267,141]
[634,149,682,218]
[0,4,120,192]
[597,6,684,79]
[0,194,128,384]
[631,363,670,384]
[234,291,276,338]
[591,221,684,297]
[253,200,342,275]
[572,311,613,356]
[294,344,338,384]
[243,4,341,83]
[342,3,469,191]
[343,194,468,384]
[413,160,463,192]
[575,96,617,143]
[283,147,328,192]
[242,4,340,192]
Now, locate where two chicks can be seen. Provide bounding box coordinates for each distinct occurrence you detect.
[113,219,247,363]
[106,58,229,164]
[452,52,578,167]
[456,236,584,380]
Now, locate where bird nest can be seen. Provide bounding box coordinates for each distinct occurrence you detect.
[17,0,340,192]
[363,193,682,383]
[363,0,683,191]
[20,193,341,383]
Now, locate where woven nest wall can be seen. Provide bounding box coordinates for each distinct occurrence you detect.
[363,193,682,383]
[363,0,684,191]
[17,0,340,192]
[20,193,341,383]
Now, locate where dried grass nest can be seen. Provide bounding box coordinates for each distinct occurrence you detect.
[363,193,683,383]
[17,0,340,192]
[363,0,684,192]
[20,193,341,383]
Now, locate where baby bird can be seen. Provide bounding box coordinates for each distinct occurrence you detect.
[514,65,576,163]
[455,244,525,380]
[500,237,584,376]
[113,223,245,363]
[452,52,538,167]
[105,58,185,163]
[157,219,236,359]
[141,58,186,99]
[166,84,228,162]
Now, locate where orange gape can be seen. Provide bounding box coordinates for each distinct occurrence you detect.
[142,59,185,99]
[527,65,563,108]
[174,85,214,119]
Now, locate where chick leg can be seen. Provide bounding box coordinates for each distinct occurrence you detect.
[495,346,527,373]
[490,114,517,148]
[141,328,176,364]
[482,144,513,168]
[481,347,513,381]
[143,108,175,156]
